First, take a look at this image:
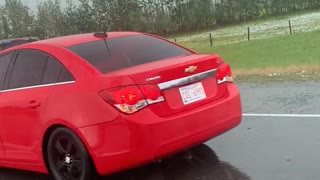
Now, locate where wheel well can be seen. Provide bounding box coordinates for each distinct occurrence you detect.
[42,125,98,175]
[42,124,66,172]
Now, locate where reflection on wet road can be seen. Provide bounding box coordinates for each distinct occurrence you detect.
[0,145,250,180]
[1,82,319,180]
[106,144,251,180]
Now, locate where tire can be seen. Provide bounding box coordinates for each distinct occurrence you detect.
[46,127,98,180]
[188,144,220,164]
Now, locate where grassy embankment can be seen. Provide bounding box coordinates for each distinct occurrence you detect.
[169,10,320,81]
[180,31,320,82]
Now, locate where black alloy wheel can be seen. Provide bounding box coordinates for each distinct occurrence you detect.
[46,127,98,180]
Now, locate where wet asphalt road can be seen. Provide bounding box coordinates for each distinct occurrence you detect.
[1,82,320,180]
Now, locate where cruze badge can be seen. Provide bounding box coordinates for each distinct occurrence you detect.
[185,66,198,73]
[146,76,161,82]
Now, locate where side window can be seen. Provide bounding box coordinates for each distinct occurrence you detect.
[0,53,12,90]
[8,51,47,89]
[57,67,74,82]
[42,57,74,84]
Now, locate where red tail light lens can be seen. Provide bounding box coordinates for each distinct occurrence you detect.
[100,85,165,114]
[217,63,234,84]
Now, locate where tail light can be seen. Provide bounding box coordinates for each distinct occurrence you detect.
[217,63,234,84]
[100,85,165,114]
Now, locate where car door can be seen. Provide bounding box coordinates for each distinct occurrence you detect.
[0,52,13,159]
[0,50,72,164]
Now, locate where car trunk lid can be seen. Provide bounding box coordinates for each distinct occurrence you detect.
[109,54,227,116]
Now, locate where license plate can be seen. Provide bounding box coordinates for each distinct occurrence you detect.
[179,82,207,105]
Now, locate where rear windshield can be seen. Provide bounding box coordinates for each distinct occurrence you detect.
[68,34,192,73]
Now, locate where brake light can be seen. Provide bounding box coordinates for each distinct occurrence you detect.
[217,63,234,84]
[100,85,165,114]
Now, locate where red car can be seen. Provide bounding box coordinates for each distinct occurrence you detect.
[0,32,242,180]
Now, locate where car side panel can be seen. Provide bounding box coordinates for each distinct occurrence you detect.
[0,86,54,165]
[0,161,48,174]
[0,138,4,159]
[0,92,5,159]
[0,52,13,159]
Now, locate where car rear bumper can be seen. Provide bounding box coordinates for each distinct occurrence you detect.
[78,83,242,176]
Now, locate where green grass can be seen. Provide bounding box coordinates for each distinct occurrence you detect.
[181,30,320,72]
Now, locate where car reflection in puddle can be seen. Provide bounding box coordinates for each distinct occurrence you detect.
[104,144,251,180]
[0,144,250,180]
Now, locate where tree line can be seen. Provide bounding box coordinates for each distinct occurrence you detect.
[0,0,320,39]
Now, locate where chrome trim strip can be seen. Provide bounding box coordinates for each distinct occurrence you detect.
[0,81,75,93]
[158,69,217,90]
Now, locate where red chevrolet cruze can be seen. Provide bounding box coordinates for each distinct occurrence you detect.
[0,32,242,180]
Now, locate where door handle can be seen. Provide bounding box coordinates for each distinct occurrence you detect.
[28,100,41,109]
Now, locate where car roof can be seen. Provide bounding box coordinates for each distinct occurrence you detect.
[32,32,143,47]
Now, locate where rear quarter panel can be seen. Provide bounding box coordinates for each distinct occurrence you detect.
[43,79,121,129]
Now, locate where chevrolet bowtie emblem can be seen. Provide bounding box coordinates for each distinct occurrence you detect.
[185,66,198,73]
